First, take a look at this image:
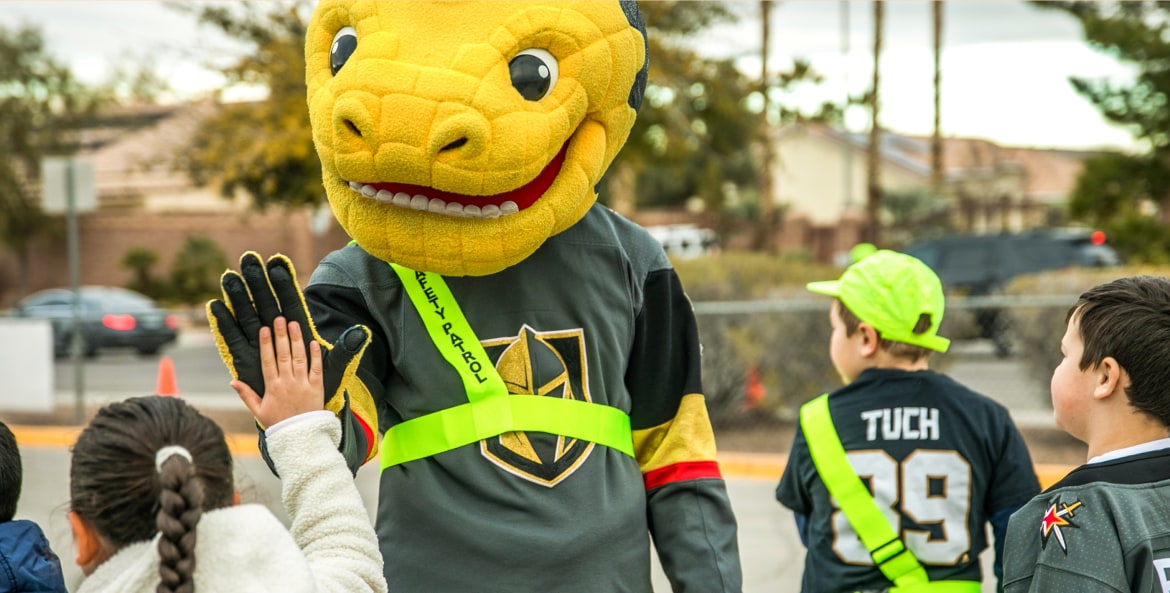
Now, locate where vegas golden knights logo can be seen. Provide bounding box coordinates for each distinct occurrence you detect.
[480,324,593,487]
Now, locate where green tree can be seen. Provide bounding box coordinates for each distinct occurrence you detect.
[603,2,842,225]
[1068,152,1170,262]
[1033,1,1170,261]
[0,24,96,296]
[176,2,836,226]
[106,61,171,105]
[171,1,320,211]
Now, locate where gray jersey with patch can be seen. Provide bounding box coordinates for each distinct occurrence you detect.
[1004,448,1170,593]
[299,204,742,593]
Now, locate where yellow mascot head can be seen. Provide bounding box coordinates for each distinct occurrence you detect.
[305,1,648,276]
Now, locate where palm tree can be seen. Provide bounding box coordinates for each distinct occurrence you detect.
[931,1,944,194]
[864,0,884,244]
[758,0,776,251]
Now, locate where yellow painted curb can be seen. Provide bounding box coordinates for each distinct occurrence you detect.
[1035,463,1074,490]
[12,424,1075,486]
[13,425,262,457]
[9,425,81,449]
[715,453,1074,488]
[718,452,786,480]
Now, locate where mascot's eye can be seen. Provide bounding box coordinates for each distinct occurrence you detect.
[330,26,357,75]
[509,48,559,101]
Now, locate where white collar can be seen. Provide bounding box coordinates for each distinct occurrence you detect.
[1087,437,1170,465]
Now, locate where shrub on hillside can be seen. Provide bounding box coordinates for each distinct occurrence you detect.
[1005,266,1170,395]
[675,254,843,426]
[674,252,967,426]
[673,252,840,301]
[169,234,229,305]
[121,246,166,300]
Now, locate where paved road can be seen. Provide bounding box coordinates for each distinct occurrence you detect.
[7,331,1033,592]
[42,328,234,417]
[39,329,1058,430]
[15,442,1000,593]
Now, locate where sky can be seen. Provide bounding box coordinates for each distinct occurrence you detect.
[0,1,1144,152]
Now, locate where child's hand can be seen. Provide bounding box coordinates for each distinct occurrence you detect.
[231,317,325,428]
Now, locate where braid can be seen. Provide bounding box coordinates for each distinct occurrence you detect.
[155,454,204,593]
[70,397,233,591]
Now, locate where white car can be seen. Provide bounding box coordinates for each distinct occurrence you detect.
[645,224,719,260]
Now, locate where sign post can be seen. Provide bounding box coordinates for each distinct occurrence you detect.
[41,156,96,423]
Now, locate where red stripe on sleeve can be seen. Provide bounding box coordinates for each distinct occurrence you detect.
[351,409,377,462]
[643,460,723,491]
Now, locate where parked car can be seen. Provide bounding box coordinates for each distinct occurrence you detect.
[902,229,1122,356]
[10,286,180,357]
[646,224,719,260]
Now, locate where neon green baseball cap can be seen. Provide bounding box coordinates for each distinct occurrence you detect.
[807,249,950,352]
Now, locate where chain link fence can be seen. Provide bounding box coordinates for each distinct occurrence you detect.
[695,294,1079,430]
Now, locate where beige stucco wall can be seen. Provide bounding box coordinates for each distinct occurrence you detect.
[771,128,925,226]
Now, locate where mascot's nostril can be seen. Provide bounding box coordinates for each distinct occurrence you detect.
[441,137,468,152]
[344,120,362,138]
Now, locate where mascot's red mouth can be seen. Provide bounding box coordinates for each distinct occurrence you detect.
[346,144,567,219]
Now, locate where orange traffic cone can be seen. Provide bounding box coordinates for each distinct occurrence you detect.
[156,356,180,397]
[742,363,765,411]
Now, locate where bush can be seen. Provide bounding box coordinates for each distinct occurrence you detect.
[674,252,840,301]
[1004,265,1170,393]
[120,246,166,299]
[675,254,843,426]
[169,234,229,305]
[674,252,966,427]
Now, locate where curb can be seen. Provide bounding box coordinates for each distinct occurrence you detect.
[715,451,1072,489]
[13,424,1075,488]
[12,424,262,457]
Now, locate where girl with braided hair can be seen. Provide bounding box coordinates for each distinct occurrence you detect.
[66,317,387,593]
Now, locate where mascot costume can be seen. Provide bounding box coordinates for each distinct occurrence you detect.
[208,2,743,591]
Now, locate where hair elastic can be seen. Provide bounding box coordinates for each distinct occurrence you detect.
[155,445,194,471]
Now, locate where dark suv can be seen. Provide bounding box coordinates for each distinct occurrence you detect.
[903,229,1121,355]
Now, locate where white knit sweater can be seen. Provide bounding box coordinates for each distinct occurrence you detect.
[76,413,387,593]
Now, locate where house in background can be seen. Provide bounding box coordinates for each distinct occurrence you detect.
[0,106,1100,303]
[769,122,1097,263]
[0,101,349,307]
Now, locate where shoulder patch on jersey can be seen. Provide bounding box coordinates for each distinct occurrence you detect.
[1040,498,1083,554]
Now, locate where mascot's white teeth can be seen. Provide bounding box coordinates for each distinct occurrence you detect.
[347,181,519,218]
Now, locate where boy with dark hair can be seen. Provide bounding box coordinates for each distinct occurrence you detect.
[1004,275,1170,591]
[777,249,1040,592]
[0,420,68,592]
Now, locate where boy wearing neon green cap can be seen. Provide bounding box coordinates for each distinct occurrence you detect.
[776,249,1040,593]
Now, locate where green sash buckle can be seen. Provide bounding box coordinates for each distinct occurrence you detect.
[871,538,925,583]
[380,263,634,469]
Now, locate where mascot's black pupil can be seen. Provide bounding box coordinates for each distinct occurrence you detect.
[509,54,552,101]
[331,33,357,75]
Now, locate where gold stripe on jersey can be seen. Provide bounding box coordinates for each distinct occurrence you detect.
[632,393,718,473]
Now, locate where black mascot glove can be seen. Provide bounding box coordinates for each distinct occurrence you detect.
[206,252,370,419]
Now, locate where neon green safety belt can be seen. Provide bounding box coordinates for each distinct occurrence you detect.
[801,394,980,593]
[379,264,635,470]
